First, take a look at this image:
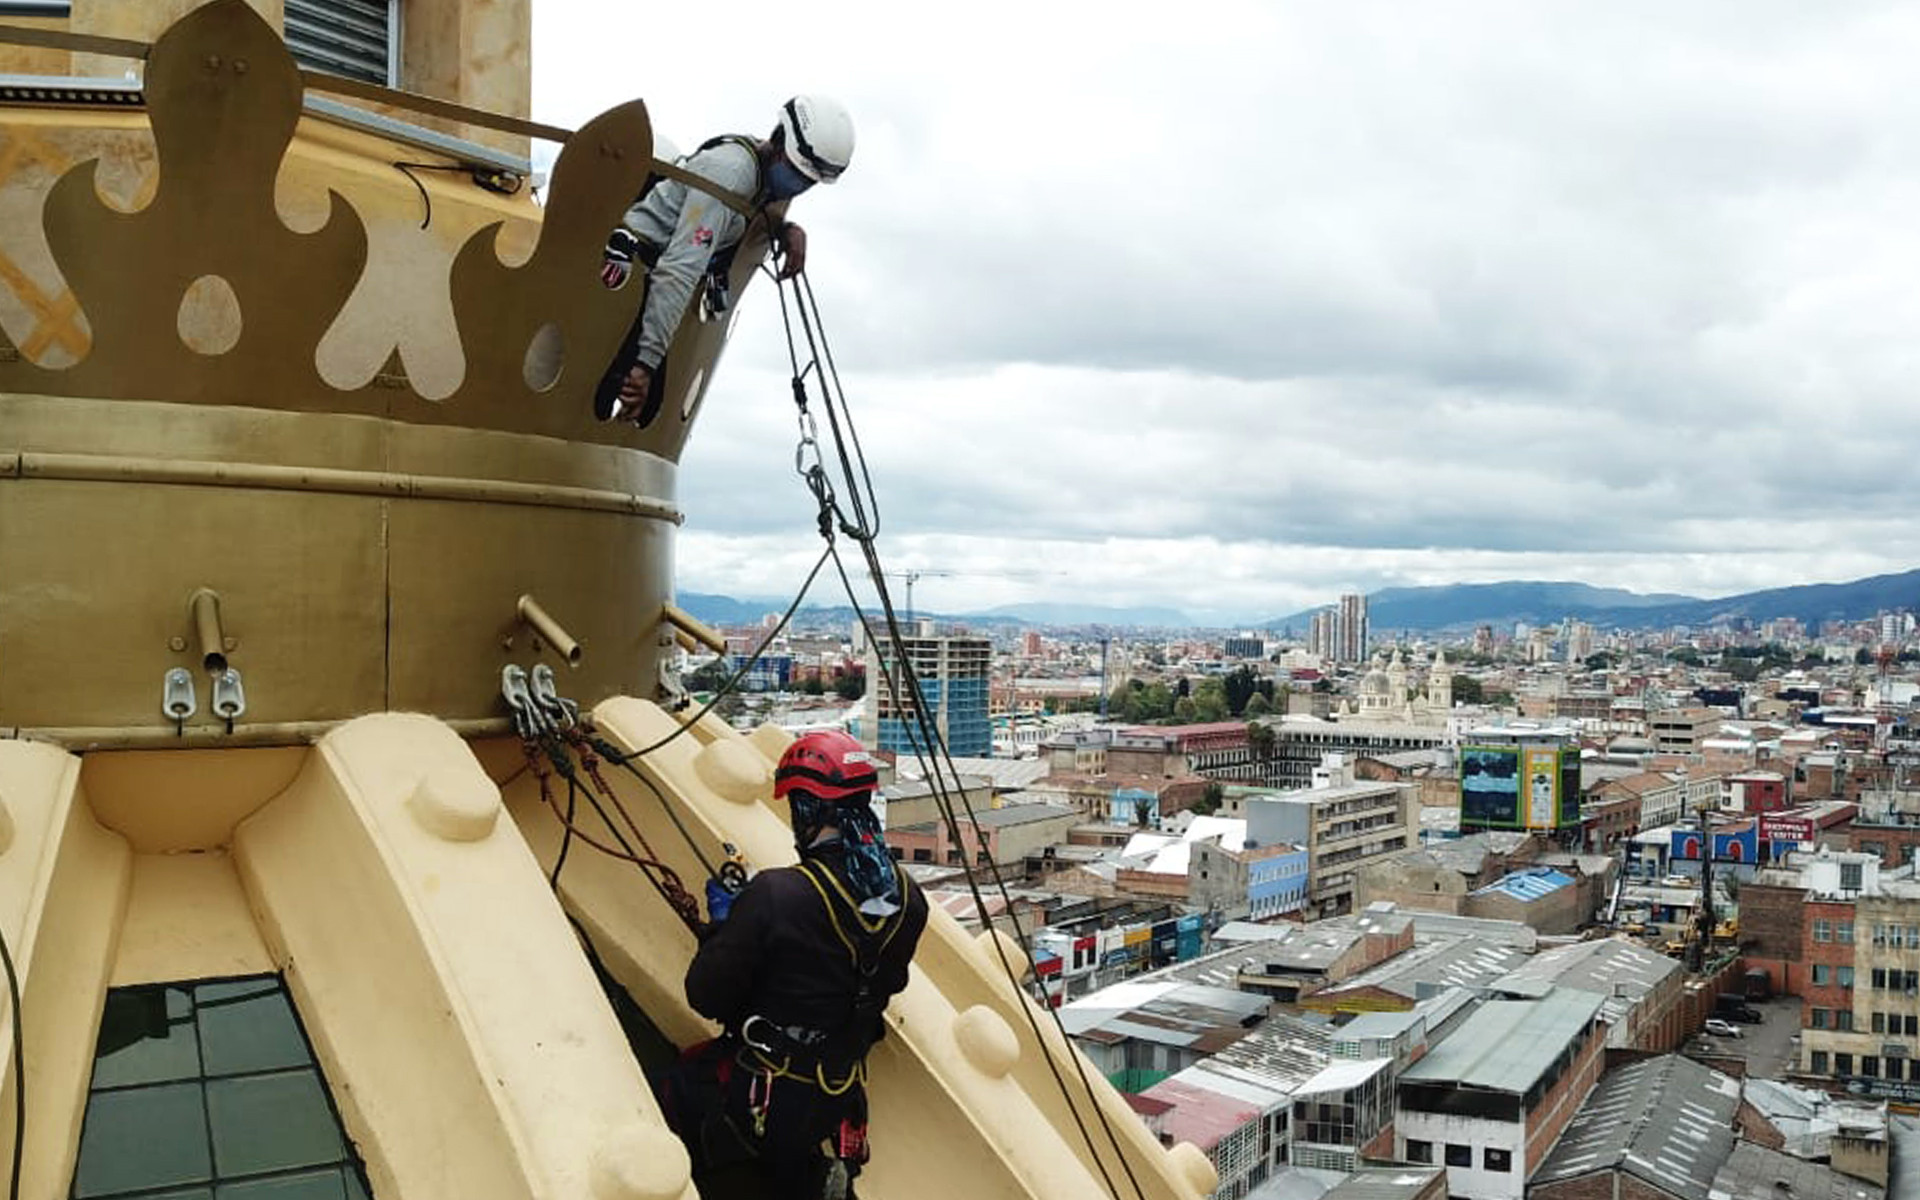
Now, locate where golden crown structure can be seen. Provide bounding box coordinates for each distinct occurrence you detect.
[0,0,764,742]
[0,8,1216,1200]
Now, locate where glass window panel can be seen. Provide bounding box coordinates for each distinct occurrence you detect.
[207,1072,344,1178]
[89,987,199,1089]
[217,1167,355,1199]
[196,982,309,1077]
[71,1081,211,1198]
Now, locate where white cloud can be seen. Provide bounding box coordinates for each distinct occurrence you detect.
[536,1,1920,620]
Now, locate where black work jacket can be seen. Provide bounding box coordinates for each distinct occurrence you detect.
[685,844,928,1048]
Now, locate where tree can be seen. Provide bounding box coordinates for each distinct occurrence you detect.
[1668,647,1704,666]
[1193,783,1224,816]
[1173,696,1198,723]
[1191,678,1228,722]
[1452,675,1485,705]
[1247,720,1275,760]
[833,670,866,701]
[1244,692,1272,718]
[686,658,730,694]
[1224,666,1260,716]
[800,674,826,696]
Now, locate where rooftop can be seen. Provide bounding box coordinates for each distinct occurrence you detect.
[1531,1055,1740,1200]
[1138,1064,1280,1150]
[1742,1078,1889,1158]
[1470,867,1574,903]
[1314,1169,1446,1200]
[893,756,1053,791]
[1312,934,1529,1004]
[1058,980,1268,1051]
[1208,1009,1339,1092]
[1400,990,1603,1094]
[1158,924,1371,988]
[1492,938,1679,1032]
[1708,1138,1884,1200]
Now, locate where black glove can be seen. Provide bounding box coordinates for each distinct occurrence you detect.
[601,227,642,288]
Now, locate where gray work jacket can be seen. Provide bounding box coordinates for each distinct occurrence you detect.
[619,137,762,370]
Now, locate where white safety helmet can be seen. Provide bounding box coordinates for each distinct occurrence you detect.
[777,95,855,184]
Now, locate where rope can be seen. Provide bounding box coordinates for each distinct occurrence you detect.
[523,733,703,932]
[770,269,1147,1200]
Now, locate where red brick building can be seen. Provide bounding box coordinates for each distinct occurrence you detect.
[1802,896,1858,1037]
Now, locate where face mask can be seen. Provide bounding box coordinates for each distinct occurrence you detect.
[766,157,816,202]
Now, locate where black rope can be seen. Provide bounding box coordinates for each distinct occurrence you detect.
[0,921,21,1200]
[550,770,578,889]
[601,544,832,765]
[770,267,1147,1200]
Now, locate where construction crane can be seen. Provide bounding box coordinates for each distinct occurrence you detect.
[882,570,956,625]
[880,567,1066,625]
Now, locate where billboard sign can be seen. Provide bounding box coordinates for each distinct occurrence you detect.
[1759,815,1815,845]
[1524,748,1560,828]
[1671,822,1760,862]
[1461,746,1521,828]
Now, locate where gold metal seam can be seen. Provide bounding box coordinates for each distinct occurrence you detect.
[4,450,684,522]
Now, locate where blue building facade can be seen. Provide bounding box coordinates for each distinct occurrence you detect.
[1109,788,1159,827]
[1248,847,1310,919]
[871,635,993,758]
[724,652,793,693]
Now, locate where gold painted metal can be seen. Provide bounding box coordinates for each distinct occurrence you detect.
[188,587,228,674]
[6,717,513,751]
[6,449,684,519]
[0,24,148,62]
[0,2,733,456]
[0,1,741,735]
[659,603,726,654]
[516,595,582,668]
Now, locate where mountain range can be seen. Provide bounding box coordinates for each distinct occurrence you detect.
[677,568,1920,635]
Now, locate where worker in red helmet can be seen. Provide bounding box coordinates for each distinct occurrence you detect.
[659,729,927,1200]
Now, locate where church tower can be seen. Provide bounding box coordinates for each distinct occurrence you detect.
[1429,648,1454,711]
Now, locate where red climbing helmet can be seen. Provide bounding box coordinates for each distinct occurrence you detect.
[774,730,879,804]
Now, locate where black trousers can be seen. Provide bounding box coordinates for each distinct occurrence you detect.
[655,1039,868,1200]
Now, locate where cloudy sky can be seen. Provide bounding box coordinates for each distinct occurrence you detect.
[533,2,1920,626]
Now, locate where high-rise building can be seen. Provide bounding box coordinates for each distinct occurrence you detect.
[1308,609,1337,660]
[1337,593,1369,664]
[867,634,993,757]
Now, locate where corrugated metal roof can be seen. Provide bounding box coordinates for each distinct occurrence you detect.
[1471,867,1574,902]
[1315,1169,1446,1200]
[1532,1055,1739,1200]
[1400,990,1602,1093]
[1314,934,1529,1002]
[1059,981,1268,1046]
[1293,1056,1390,1098]
[1708,1138,1884,1200]
[1492,938,1680,1033]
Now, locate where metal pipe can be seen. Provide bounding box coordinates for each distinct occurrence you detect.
[3,451,683,523]
[189,588,227,675]
[517,595,583,667]
[659,603,727,654]
[1,717,515,752]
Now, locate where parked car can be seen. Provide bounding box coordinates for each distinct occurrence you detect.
[1704,1018,1742,1038]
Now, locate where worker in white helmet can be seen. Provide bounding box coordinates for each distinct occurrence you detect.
[596,95,856,425]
